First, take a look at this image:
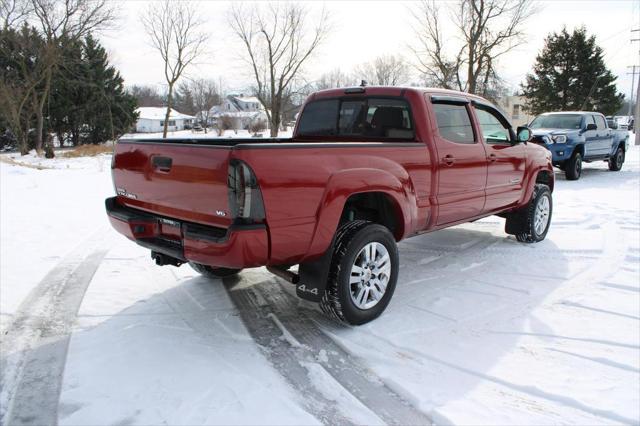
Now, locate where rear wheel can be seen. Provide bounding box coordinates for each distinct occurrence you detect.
[320,221,399,325]
[189,262,242,278]
[608,146,624,171]
[565,151,582,180]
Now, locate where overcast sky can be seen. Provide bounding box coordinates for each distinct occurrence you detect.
[101,1,640,100]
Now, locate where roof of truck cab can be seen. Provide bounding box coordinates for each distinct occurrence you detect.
[537,111,602,115]
[309,86,492,104]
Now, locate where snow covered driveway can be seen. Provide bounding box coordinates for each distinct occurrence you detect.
[1,143,638,425]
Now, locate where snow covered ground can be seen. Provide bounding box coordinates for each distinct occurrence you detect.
[1,137,638,425]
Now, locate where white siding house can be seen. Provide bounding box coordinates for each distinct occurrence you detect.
[208,95,268,129]
[496,95,534,127]
[135,107,195,133]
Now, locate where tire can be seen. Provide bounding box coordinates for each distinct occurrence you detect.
[608,146,624,171]
[320,221,399,325]
[565,151,582,180]
[189,262,242,278]
[514,184,552,243]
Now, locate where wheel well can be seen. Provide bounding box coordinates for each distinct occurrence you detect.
[618,142,626,152]
[573,144,585,157]
[339,192,403,240]
[536,170,554,192]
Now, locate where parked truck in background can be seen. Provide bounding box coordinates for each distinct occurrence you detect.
[529,111,630,180]
[106,86,555,325]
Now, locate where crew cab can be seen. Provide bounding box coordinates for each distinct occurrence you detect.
[106,86,554,325]
[530,111,629,180]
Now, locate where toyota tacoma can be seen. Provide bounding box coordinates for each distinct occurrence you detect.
[106,86,555,325]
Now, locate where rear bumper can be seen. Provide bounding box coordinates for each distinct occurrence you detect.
[105,197,269,269]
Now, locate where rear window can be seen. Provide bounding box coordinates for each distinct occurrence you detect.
[297,97,414,139]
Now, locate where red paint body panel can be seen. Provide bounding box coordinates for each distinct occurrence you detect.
[183,228,269,269]
[107,87,554,269]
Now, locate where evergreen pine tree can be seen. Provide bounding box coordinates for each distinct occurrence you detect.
[48,34,137,145]
[522,27,623,115]
[82,34,137,144]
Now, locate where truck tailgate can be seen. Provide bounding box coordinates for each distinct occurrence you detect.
[112,141,233,228]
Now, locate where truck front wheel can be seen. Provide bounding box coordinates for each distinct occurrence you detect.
[189,262,242,278]
[512,184,552,243]
[321,221,399,325]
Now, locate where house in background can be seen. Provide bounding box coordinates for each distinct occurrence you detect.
[208,95,268,129]
[496,95,533,127]
[135,107,195,133]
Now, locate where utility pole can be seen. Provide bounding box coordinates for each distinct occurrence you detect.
[627,65,638,118]
[632,29,640,145]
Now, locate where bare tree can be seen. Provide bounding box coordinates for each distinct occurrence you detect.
[353,55,410,86]
[215,114,236,136]
[128,84,165,107]
[315,68,351,90]
[229,2,328,137]
[29,0,117,153]
[249,118,267,135]
[0,25,47,154]
[141,0,208,138]
[191,78,221,133]
[410,0,535,96]
[1,0,31,29]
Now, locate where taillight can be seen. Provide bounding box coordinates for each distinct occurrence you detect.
[228,160,265,224]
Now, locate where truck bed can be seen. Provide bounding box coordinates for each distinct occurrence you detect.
[111,137,430,265]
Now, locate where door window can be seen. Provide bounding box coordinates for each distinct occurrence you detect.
[474,107,511,144]
[432,103,475,144]
[594,115,606,130]
[584,115,596,129]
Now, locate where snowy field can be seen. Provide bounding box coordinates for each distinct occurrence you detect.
[1,137,639,425]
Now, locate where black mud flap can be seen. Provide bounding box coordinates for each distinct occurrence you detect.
[297,244,334,302]
[504,209,527,235]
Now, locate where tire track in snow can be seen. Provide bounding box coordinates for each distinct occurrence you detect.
[224,283,360,425]
[225,276,432,426]
[0,231,110,426]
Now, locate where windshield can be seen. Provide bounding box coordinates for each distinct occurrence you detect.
[530,114,582,130]
[297,97,414,139]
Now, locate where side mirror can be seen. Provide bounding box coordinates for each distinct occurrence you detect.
[516,126,531,144]
[585,123,597,131]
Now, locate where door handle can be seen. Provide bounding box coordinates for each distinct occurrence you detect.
[442,155,455,166]
[152,155,172,172]
[488,153,497,162]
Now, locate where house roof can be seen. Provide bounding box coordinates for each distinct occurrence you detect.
[136,107,195,120]
[210,110,267,119]
[234,96,260,104]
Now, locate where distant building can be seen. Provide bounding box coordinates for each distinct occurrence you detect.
[208,95,268,129]
[496,95,534,127]
[135,107,195,133]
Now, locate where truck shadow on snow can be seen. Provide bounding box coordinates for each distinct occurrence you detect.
[6,227,637,425]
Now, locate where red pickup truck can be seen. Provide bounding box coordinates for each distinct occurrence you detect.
[106,86,554,324]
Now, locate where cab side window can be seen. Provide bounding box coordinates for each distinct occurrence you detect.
[432,103,475,144]
[594,115,606,130]
[584,115,596,129]
[474,106,511,144]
